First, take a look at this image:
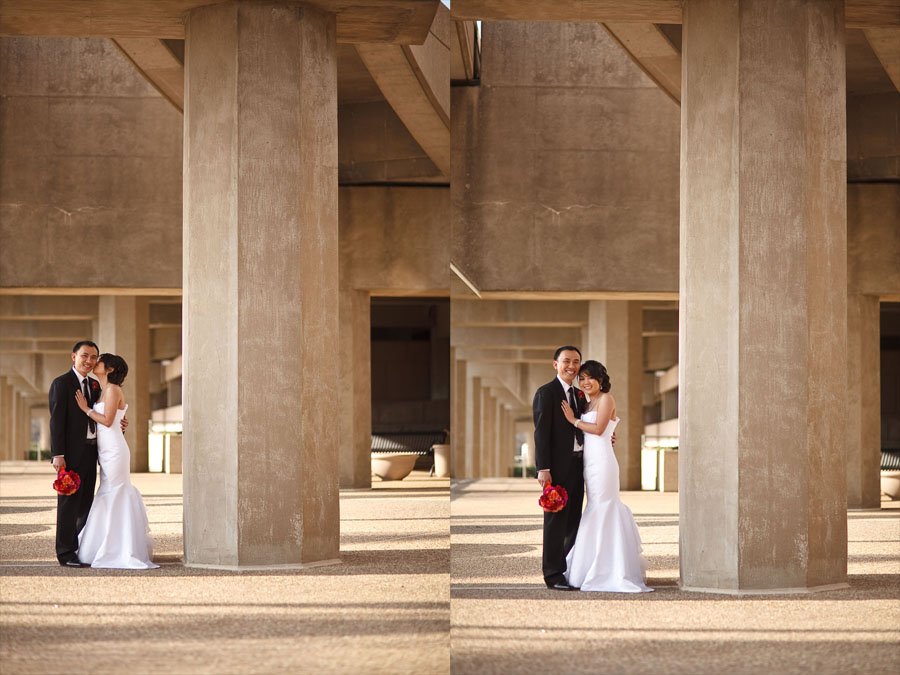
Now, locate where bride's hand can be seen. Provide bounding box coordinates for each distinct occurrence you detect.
[74,390,90,414]
[560,400,575,424]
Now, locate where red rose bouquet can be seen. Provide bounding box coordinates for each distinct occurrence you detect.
[539,483,568,512]
[53,470,81,496]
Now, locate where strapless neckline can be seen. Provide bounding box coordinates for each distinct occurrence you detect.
[93,402,128,415]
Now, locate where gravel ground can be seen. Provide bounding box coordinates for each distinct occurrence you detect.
[0,463,450,675]
[450,478,900,675]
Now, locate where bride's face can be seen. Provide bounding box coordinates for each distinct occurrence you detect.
[578,372,598,396]
[92,361,107,376]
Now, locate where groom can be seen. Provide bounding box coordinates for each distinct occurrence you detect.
[49,340,126,567]
[533,345,585,590]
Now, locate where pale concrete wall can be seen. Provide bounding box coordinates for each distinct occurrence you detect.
[451,21,680,293]
[0,37,183,289]
[339,185,449,293]
[848,183,900,297]
[847,92,900,181]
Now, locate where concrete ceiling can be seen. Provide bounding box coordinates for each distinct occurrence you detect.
[602,23,899,106]
[108,5,457,183]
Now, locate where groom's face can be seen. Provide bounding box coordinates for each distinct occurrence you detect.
[72,345,99,377]
[554,350,581,386]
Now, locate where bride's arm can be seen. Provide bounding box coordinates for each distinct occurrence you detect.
[561,394,615,436]
[75,385,122,428]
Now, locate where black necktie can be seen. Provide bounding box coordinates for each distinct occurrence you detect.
[83,378,96,434]
[569,387,583,446]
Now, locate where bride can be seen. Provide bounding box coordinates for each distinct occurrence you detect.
[74,353,158,569]
[560,360,652,592]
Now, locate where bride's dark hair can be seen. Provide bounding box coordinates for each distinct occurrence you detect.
[579,360,611,393]
[98,353,128,386]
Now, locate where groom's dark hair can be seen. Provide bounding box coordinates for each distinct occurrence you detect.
[72,340,99,354]
[553,345,582,360]
[98,353,128,386]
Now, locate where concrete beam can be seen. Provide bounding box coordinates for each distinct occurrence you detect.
[451,0,682,23]
[356,4,450,177]
[0,320,94,341]
[602,23,681,104]
[451,19,477,80]
[149,303,182,327]
[452,299,589,327]
[0,296,98,319]
[112,38,184,111]
[450,0,900,27]
[863,28,900,91]
[642,308,677,335]
[0,288,182,297]
[0,0,441,44]
[451,325,583,349]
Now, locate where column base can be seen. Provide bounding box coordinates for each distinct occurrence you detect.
[680,582,849,595]
[184,559,342,572]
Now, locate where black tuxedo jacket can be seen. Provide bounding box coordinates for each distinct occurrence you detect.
[49,369,100,466]
[533,378,582,483]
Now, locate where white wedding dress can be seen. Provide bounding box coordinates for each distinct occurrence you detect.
[78,403,158,569]
[565,411,652,592]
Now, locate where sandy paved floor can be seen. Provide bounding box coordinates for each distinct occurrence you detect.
[0,463,449,675]
[450,478,900,675]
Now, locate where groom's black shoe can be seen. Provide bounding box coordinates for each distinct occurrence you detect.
[548,582,578,591]
[60,560,90,568]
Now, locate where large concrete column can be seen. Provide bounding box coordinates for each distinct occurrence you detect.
[499,406,511,478]
[16,394,31,460]
[183,2,339,568]
[98,296,150,472]
[680,0,847,592]
[482,390,496,477]
[0,379,12,461]
[586,300,643,490]
[338,289,371,489]
[36,408,51,455]
[451,355,467,478]
[468,376,482,477]
[847,294,881,509]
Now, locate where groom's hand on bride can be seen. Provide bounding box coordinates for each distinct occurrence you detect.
[537,470,551,488]
[120,415,128,432]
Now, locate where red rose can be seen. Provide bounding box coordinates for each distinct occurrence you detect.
[576,390,585,399]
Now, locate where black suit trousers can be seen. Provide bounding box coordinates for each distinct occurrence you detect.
[55,443,98,563]
[542,454,585,586]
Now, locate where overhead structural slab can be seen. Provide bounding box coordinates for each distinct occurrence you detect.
[0,0,441,43]
[449,0,900,27]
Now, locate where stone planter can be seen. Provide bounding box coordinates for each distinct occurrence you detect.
[432,444,450,477]
[881,470,900,500]
[371,453,418,481]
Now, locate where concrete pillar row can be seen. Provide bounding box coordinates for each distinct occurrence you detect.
[182,1,339,568]
[338,288,371,489]
[847,294,881,508]
[586,300,643,490]
[98,295,150,472]
[679,0,847,592]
